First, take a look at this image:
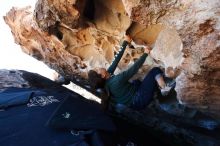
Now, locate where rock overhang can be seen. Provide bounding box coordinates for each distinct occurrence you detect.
[4,0,220,117]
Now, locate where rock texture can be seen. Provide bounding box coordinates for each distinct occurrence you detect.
[0,70,30,91]
[34,0,84,31]
[4,0,220,116]
[122,0,220,115]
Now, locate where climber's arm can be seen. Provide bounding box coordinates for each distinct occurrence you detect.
[115,45,151,82]
[116,53,148,82]
[107,35,132,74]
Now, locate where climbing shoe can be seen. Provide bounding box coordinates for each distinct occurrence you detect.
[164,77,176,89]
[161,77,176,96]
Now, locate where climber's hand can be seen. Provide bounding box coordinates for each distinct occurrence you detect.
[124,35,132,43]
[144,46,151,54]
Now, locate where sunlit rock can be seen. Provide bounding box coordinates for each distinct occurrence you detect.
[4,0,220,117]
[122,0,220,115]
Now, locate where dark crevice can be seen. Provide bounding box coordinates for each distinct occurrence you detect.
[83,0,95,21]
[48,22,63,40]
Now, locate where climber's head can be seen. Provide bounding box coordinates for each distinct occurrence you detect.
[95,68,110,79]
[88,68,109,89]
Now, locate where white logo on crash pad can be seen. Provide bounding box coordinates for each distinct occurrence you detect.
[27,96,59,107]
[62,112,71,119]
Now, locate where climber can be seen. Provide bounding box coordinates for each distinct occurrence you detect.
[88,35,175,110]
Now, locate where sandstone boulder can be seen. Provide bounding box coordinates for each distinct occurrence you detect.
[4,0,220,117]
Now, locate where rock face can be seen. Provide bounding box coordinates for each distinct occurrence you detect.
[122,0,220,115]
[4,0,220,117]
[0,70,30,91]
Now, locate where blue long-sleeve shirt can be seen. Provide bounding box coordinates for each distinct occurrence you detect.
[106,41,148,105]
